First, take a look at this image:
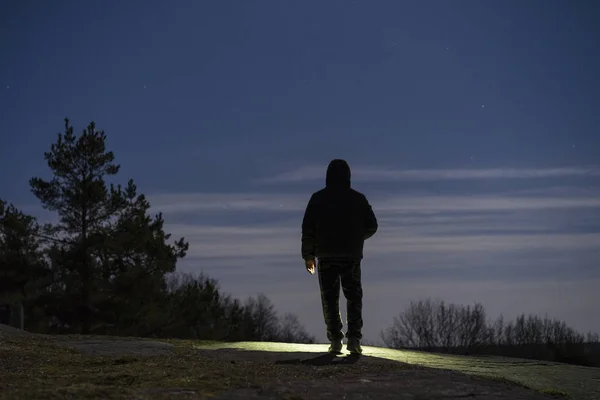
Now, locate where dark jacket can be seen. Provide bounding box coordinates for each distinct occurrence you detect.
[301,159,378,261]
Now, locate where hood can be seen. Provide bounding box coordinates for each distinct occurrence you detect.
[325,159,351,188]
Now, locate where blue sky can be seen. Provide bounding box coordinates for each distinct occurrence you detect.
[1,0,599,343]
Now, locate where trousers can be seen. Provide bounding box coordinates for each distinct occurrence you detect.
[317,259,363,341]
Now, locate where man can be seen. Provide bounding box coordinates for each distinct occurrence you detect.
[301,159,378,355]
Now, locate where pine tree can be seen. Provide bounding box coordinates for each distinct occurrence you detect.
[0,200,50,304]
[29,119,188,333]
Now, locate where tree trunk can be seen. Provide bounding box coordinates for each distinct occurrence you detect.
[80,208,91,334]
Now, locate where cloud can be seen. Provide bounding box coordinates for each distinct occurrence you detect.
[149,192,600,215]
[20,191,600,224]
[258,165,600,184]
[168,222,600,262]
[374,195,600,213]
[154,181,600,270]
[149,193,307,214]
[370,231,600,254]
[165,223,298,259]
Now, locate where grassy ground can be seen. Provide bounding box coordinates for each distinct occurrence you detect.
[1,330,595,399]
[0,332,415,400]
[0,333,234,399]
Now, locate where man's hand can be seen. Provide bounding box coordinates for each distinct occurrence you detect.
[305,259,316,275]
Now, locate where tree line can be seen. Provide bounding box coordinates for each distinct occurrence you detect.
[0,119,314,344]
[381,298,600,367]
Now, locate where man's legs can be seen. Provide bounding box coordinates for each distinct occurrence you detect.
[317,260,344,342]
[340,261,363,342]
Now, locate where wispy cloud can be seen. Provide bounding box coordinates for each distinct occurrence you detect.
[168,222,600,261]
[21,191,600,220]
[165,224,298,259]
[149,193,306,214]
[154,182,600,264]
[149,192,600,215]
[369,231,600,254]
[258,165,600,184]
[375,195,600,213]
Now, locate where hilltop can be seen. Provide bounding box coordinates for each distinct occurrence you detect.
[2,325,597,400]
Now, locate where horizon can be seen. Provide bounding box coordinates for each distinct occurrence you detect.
[1,0,599,343]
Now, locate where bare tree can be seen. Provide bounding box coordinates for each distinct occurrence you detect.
[436,301,457,348]
[278,313,315,344]
[381,299,490,350]
[586,331,600,343]
[244,293,280,341]
[381,298,594,354]
[381,300,429,348]
[492,314,505,345]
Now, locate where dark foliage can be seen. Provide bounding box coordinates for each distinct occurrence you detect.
[1,119,314,344]
[0,200,52,304]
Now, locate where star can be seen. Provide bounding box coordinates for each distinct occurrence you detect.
[481,104,485,108]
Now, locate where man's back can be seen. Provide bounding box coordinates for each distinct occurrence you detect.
[300,159,377,355]
[301,160,377,261]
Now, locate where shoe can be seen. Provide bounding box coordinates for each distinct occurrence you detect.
[328,339,343,354]
[346,338,362,355]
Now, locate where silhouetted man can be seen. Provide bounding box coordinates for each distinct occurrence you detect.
[301,159,378,355]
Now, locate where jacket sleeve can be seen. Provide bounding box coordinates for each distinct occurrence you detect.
[363,196,378,240]
[301,194,318,260]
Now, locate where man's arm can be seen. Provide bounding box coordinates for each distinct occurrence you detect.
[301,194,318,260]
[363,196,378,240]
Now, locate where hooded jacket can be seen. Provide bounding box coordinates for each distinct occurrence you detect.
[301,159,378,261]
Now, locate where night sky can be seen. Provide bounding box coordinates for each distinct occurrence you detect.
[1,0,599,343]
